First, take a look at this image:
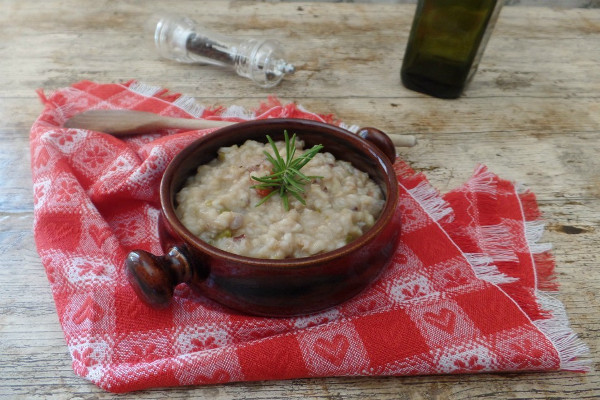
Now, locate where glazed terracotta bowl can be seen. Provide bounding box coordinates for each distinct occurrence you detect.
[125,118,401,316]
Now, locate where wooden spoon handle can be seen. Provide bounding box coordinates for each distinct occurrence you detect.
[64,109,232,135]
[64,109,417,147]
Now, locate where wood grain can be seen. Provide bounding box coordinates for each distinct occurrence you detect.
[1,1,599,398]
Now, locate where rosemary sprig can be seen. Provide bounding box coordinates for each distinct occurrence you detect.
[251,131,323,211]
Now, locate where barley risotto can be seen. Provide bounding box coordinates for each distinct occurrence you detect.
[175,137,385,259]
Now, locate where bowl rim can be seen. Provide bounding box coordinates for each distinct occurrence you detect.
[160,118,399,269]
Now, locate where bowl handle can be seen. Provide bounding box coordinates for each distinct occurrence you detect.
[125,245,202,308]
[357,127,397,163]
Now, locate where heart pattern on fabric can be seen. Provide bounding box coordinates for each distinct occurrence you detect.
[424,308,457,334]
[314,335,350,367]
[89,224,112,248]
[73,296,104,324]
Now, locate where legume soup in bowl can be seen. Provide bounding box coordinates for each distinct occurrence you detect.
[125,118,401,316]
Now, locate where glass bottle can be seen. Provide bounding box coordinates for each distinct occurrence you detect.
[148,14,295,88]
[401,0,504,99]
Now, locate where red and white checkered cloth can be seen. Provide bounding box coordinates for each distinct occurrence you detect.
[30,81,589,393]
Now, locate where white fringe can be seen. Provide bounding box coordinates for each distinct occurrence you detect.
[515,182,529,195]
[219,105,255,120]
[296,104,328,123]
[172,95,206,118]
[127,81,163,97]
[525,220,553,254]
[55,103,78,125]
[341,123,360,133]
[477,224,520,263]
[467,165,498,195]
[408,181,453,223]
[513,180,589,371]
[465,253,519,285]
[533,292,591,371]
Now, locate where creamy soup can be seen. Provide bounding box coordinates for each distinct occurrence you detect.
[175,138,384,259]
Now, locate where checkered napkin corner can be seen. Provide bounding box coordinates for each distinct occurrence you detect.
[394,161,589,365]
[439,164,590,367]
[30,81,589,393]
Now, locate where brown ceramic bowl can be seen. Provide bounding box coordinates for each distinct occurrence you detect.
[125,118,401,316]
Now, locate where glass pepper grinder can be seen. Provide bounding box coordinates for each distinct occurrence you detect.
[148,14,296,88]
[401,0,504,99]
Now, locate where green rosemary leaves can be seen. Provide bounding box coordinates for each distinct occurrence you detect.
[251,131,323,211]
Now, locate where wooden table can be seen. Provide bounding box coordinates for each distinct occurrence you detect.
[1,1,599,398]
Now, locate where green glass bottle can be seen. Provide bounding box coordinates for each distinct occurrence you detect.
[401,0,503,99]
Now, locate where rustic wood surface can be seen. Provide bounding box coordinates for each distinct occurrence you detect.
[1,0,599,398]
